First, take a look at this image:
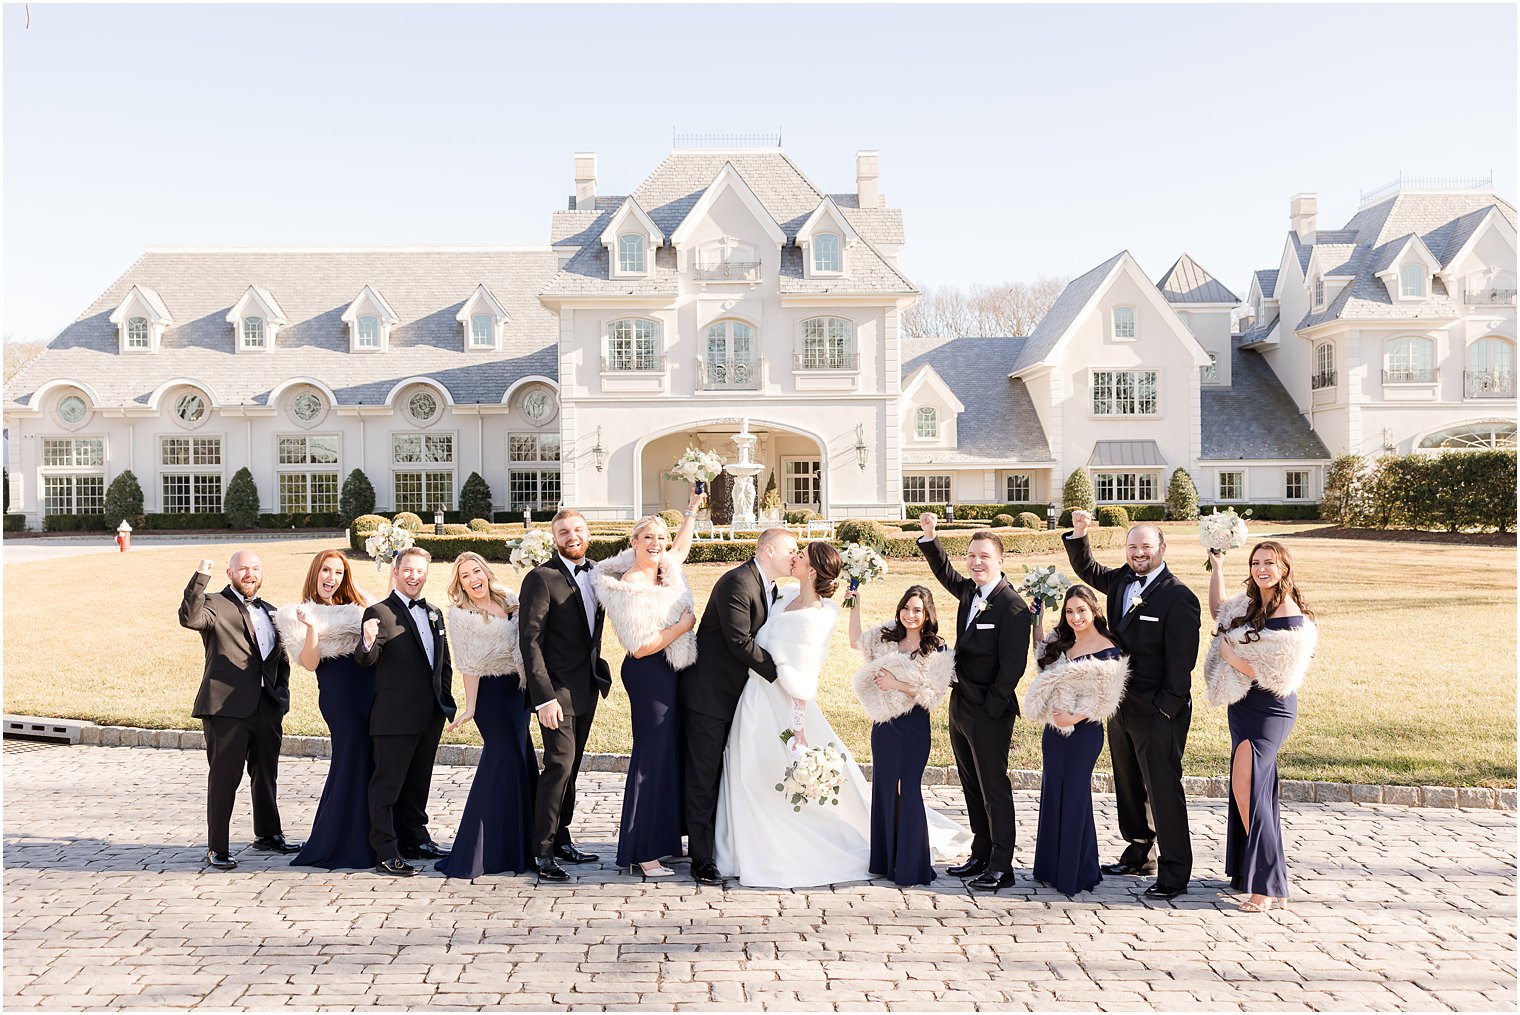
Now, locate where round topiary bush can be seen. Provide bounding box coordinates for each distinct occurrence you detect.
[991,513,1016,528]
[835,518,894,551]
[1014,511,1043,529]
[442,523,472,535]
[1097,505,1131,529]
[352,513,386,533]
[468,518,493,532]
[657,509,685,532]
[392,511,425,532]
[784,509,823,524]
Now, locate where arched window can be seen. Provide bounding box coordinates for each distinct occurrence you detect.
[1399,263,1426,298]
[242,317,265,349]
[1465,337,1516,398]
[915,406,938,439]
[1385,336,1435,383]
[704,320,755,387]
[126,316,149,348]
[470,314,494,347]
[1312,343,1335,390]
[617,234,645,274]
[1313,275,1325,307]
[357,315,380,348]
[799,317,854,369]
[813,233,842,273]
[1418,421,1517,450]
[607,319,661,371]
[1112,306,1136,339]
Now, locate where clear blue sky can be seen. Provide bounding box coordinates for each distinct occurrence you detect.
[4,2,1515,343]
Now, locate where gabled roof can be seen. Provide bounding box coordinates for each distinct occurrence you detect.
[901,337,1053,464]
[598,197,665,247]
[108,283,173,325]
[797,197,860,245]
[226,284,288,325]
[902,363,966,414]
[456,283,511,323]
[1201,337,1330,461]
[668,163,787,248]
[1437,206,1516,276]
[341,283,400,324]
[1157,254,1240,304]
[1252,269,1279,300]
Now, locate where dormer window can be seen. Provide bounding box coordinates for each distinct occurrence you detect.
[915,406,938,439]
[470,315,494,348]
[110,284,173,353]
[226,285,286,353]
[601,197,663,280]
[814,233,842,273]
[242,317,265,349]
[618,234,646,274]
[1112,306,1136,339]
[127,317,149,348]
[456,283,509,352]
[1400,263,1426,298]
[343,284,398,353]
[357,316,380,348]
[1313,275,1325,307]
[797,197,858,280]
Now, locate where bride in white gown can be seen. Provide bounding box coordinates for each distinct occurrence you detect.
[715,542,971,888]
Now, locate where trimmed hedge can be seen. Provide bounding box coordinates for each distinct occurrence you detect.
[906,503,1047,521]
[5,513,27,532]
[1166,468,1199,521]
[1096,505,1131,529]
[784,509,823,524]
[493,509,557,523]
[258,512,342,529]
[144,512,227,530]
[836,518,895,551]
[392,511,425,532]
[1013,512,1042,529]
[43,513,110,532]
[1322,450,1515,532]
[1058,504,1165,527]
[991,513,1016,528]
[1203,503,1322,521]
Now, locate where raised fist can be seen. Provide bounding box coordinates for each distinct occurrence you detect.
[1070,509,1094,536]
[197,558,216,575]
[918,512,937,536]
[362,617,380,646]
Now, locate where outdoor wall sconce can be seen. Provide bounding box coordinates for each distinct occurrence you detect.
[592,427,607,472]
[854,423,869,471]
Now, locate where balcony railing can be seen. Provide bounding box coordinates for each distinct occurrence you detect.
[1383,367,1438,384]
[600,354,667,373]
[793,350,859,371]
[1465,288,1518,306]
[1310,370,1337,390]
[693,260,761,282]
[1464,370,1516,399]
[696,356,761,390]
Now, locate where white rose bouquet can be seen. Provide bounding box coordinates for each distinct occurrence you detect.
[838,541,887,609]
[665,446,726,495]
[508,528,555,572]
[1018,563,1071,612]
[1200,507,1252,571]
[363,520,416,573]
[775,731,849,812]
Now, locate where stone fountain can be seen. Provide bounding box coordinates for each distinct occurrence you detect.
[727,419,763,530]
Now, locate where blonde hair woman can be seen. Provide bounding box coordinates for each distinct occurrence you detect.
[435,551,536,879]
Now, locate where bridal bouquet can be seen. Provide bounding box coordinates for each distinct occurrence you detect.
[1018,564,1071,612]
[665,446,726,495]
[508,528,555,571]
[838,541,887,609]
[775,731,849,812]
[1200,507,1252,571]
[364,520,416,573]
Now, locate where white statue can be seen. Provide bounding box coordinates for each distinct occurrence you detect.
[733,476,756,524]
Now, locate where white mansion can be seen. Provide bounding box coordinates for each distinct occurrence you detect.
[4,148,1515,526]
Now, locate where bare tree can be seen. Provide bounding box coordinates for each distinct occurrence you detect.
[903,277,1067,340]
[4,339,47,384]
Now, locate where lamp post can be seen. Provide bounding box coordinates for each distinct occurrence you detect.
[433,509,445,535]
[1046,502,1058,531]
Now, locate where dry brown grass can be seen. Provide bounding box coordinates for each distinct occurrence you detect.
[4,524,1514,787]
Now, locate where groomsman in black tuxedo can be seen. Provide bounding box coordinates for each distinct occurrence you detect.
[1064,510,1200,900]
[918,514,1031,893]
[179,551,301,869]
[518,508,611,881]
[683,526,798,886]
[356,546,456,877]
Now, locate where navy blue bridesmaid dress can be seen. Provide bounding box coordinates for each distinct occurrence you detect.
[1225,615,1302,899]
[437,675,537,878]
[616,652,684,869]
[291,654,377,870]
[1031,646,1121,897]
[869,705,934,886]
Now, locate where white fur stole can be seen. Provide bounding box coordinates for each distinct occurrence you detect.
[447,596,523,678]
[851,626,954,722]
[754,587,840,701]
[274,602,364,667]
[1204,593,1318,707]
[591,548,698,670]
[1022,637,1130,735]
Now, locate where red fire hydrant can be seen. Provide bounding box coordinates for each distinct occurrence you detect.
[116,519,133,552]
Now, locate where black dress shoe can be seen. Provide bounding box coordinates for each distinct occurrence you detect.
[553,843,600,864]
[400,840,449,860]
[374,856,417,877]
[204,849,237,870]
[251,834,303,854]
[947,857,989,879]
[691,858,725,886]
[535,857,569,882]
[968,869,1016,892]
[1101,861,1157,877]
[1143,884,1188,900]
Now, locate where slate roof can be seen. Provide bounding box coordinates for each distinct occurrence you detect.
[1200,336,1330,461]
[6,248,561,409]
[1007,251,1126,374]
[540,151,915,299]
[1252,269,1279,299]
[1157,254,1240,304]
[901,337,1053,464]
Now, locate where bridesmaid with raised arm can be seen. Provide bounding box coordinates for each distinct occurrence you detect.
[847,584,956,886]
[1205,540,1318,913]
[1024,586,1129,897]
[275,550,378,870]
[437,551,537,879]
[592,488,701,880]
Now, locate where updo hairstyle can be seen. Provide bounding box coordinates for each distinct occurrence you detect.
[805,541,843,599]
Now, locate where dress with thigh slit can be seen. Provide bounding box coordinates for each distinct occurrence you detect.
[869,706,934,886]
[1224,616,1302,898]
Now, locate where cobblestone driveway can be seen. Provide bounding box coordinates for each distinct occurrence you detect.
[4,744,1515,1011]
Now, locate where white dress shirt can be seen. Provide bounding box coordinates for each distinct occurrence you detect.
[965,577,1001,631]
[392,589,437,668]
[1122,564,1167,616]
[560,554,597,634]
[244,599,277,660]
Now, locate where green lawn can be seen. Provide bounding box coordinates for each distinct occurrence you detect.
[4,524,1514,787]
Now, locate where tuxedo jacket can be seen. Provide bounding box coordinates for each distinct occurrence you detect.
[919,536,1031,720]
[684,558,779,720]
[518,557,611,717]
[179,572,290,719]
[355,593,457,735]
[1063,533,1201,718]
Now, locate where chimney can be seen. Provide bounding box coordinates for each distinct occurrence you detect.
[1290,193,1317,242]
[856,150,881,209]
[574,152,597,211]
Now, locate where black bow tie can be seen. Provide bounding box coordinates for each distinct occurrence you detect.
[407,597,429,611]
[770,586,781,604]
[242,597,266,610]
[574,562,593,575]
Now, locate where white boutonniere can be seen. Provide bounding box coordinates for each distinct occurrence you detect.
[972,598,991,620]
[428,609,441,625]
[1127,595,1145,614]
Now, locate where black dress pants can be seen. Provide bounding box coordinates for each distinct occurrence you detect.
[681,708,732,862]
[947,688,1016,871]
[533,697,598,857]
[202,689,286,854]
[1108,697,1193,888]
[368,711,446,860]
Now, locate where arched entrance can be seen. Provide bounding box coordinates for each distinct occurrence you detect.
[632,418,830,518]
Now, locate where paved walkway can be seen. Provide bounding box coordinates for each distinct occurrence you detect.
[4,743,1515,1011]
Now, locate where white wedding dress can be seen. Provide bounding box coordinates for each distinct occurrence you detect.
[715,587,971,888]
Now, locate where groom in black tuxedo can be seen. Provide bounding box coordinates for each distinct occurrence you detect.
[1064,511,1200,899]
[917,514,1031,893]
[682,526,798,886]
[518,508,611,881]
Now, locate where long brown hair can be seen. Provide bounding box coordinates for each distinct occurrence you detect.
[1036,585,1116,669]
[1225,540,1313,638]
[301,549,369,606]
[447,551,517,618]
[804,541,842,598]
[879,584,945,658]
